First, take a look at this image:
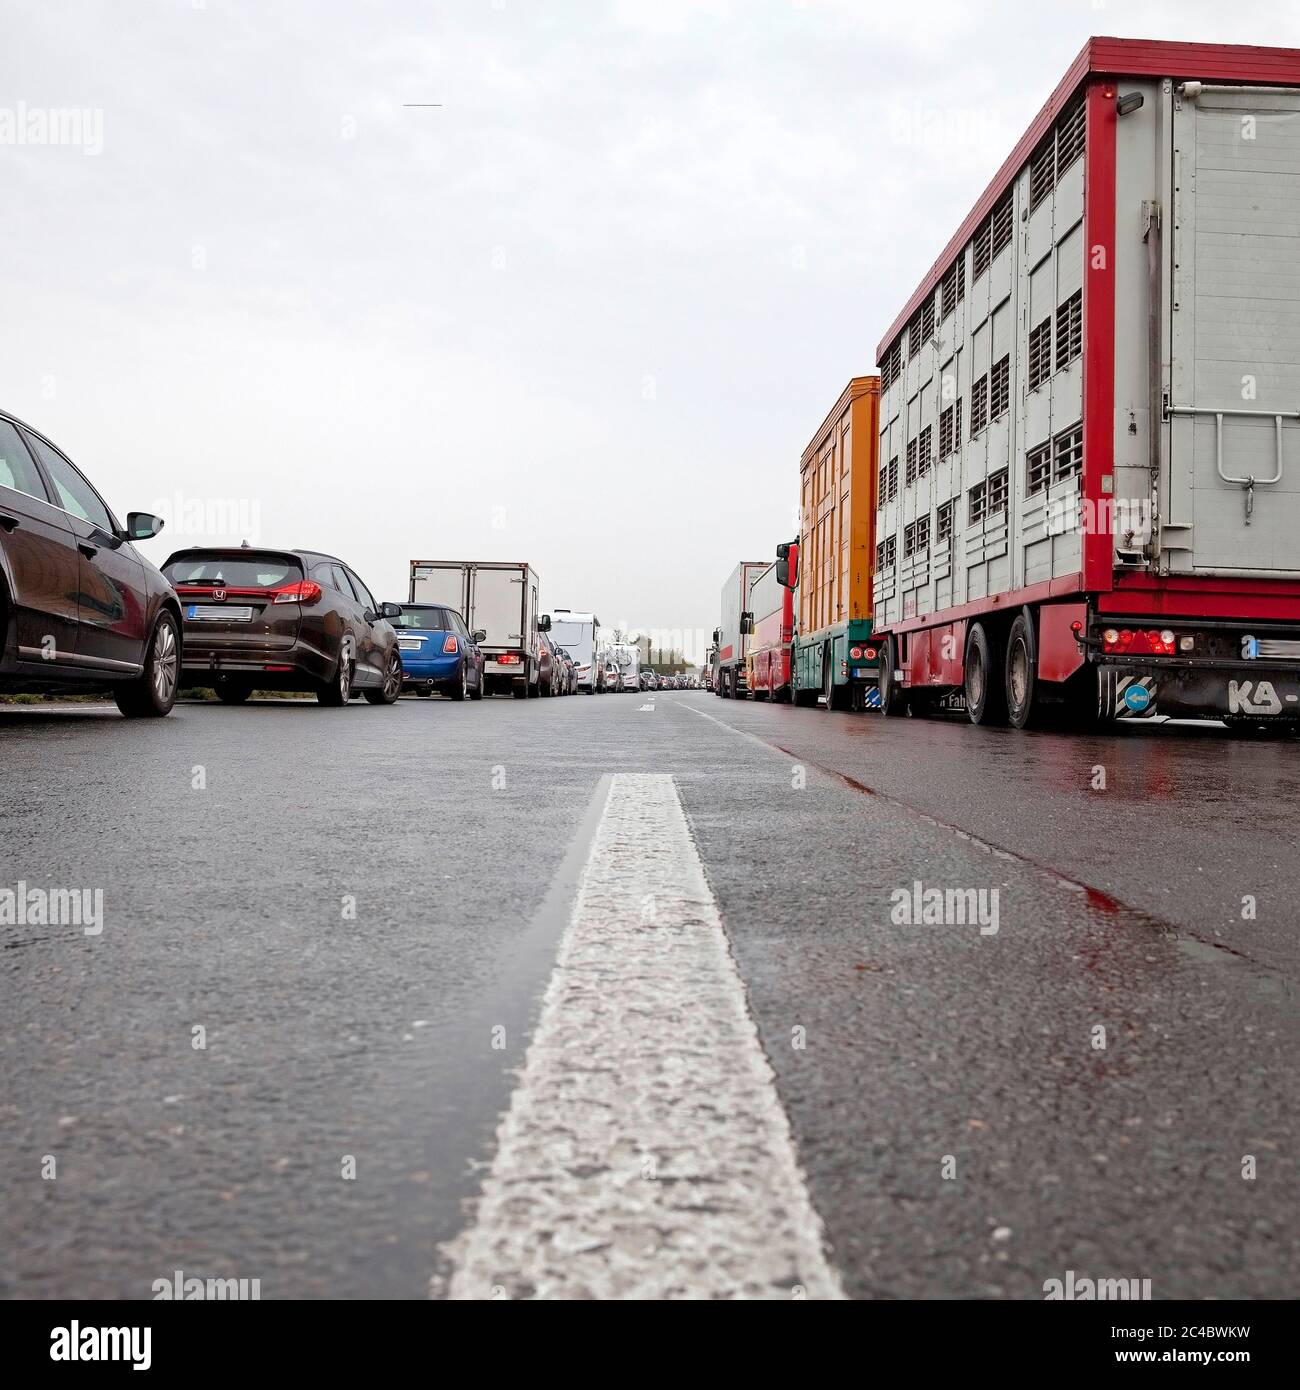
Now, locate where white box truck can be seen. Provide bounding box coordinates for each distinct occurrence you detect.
[409,560,541,698]
[713,561,767,699]
[544,609,601,693]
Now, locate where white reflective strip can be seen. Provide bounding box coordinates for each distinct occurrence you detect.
[442,773,842,1300]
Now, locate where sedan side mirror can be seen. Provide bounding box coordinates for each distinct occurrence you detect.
[123,511,165,541]
[380,602,403,620]
[472,628,486,643]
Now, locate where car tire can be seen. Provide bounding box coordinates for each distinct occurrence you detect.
[448,659,468,702]
[470,664,484,701]
[114,611,181,719]
[318,647,354,706]
[214,681,252,705]
[365,650,403,705]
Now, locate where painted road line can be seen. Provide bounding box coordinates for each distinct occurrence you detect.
[441,772,843,1300]
[638,702,655,711]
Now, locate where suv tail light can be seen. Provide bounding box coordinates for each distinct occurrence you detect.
[271,580,322,605]
[443,634,459,654]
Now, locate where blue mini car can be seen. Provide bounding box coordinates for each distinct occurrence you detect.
[392,604,486,701]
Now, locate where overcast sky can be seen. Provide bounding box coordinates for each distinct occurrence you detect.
[3,0,1296,656]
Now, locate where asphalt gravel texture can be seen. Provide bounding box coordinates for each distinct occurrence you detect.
[1,689,1295,1298]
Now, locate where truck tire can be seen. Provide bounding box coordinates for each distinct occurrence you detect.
[878,636,908,717]
[822,654,850,711]
[965,622,1007,726]
[1004,612,1040,729]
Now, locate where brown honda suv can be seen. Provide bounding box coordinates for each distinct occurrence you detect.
[162,546,405,706]
[0,408,180,717]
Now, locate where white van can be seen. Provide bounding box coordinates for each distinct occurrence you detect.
[544,609,600,693]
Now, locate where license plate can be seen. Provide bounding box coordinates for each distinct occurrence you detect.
[397,637,424,651]
[187,605,253,622]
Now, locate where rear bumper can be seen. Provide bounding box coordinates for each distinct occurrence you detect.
[180,639,330,687]
[400,652,459,684]
[1097,659,1300,720]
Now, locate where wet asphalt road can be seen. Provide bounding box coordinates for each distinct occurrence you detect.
[1,689,1296,1299]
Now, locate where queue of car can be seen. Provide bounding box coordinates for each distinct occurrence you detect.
[0,407,643,717]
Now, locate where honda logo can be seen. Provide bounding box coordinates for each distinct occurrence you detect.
[212,587,227,602]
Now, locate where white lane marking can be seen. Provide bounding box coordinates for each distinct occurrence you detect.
[441,773,843,1300]
[638,702,655,711]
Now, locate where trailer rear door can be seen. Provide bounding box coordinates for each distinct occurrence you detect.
[1169,85,1300,573]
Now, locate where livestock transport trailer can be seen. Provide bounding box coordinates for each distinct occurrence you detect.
[713,560,767,698]
[790,377,881,711]
[744,557,795,701]
[871,37,1300,729]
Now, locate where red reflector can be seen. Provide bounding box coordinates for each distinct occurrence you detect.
[443,634,459,654]
[264,665,293,671]
[271,580,322,605]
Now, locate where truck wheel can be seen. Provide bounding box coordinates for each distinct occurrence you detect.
[878,637,907,717]
[965,622,1007,726]
[1004,613,1040,729]
[822,655,850,711]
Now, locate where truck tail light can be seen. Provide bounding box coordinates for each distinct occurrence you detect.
[497,652,521,665]
[271,580,322,605]
[443,635,459,654]
[849,646,863,660]
[1178,634,1196,652]
[864,646,878,661]
[1102,627,1175,656]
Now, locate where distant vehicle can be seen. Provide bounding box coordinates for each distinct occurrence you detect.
[640,670,657,691]
[745,556,795,702]
[0,409,179,717]
[714,560,767,699]
[613,641,641,692]
[410,560,540,698]
[602,661,620,692]
[554,645,576,695]
[544,609,600,693]
[538,630,565,696]
[391,603,485,700]
[166,547,404,706]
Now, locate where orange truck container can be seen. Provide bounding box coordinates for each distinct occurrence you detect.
[787,376,882,709]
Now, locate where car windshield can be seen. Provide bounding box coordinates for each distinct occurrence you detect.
[164,552,301,587]
[391,606,448,631]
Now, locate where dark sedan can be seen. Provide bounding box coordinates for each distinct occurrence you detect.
[0,408,179,717]
[163,546,404,706]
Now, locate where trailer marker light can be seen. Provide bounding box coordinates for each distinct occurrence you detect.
[1071,621,1084,636]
